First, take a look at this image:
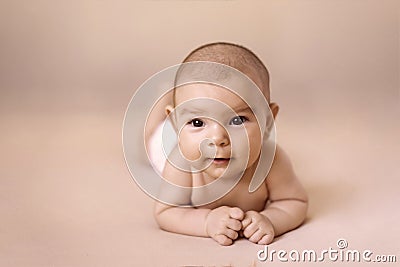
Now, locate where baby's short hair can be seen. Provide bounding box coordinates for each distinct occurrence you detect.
[173,42,270,106]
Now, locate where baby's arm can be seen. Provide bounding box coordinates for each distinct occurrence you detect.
[242,145,308,244]
[154,160,209,236]
[154,160,244,245]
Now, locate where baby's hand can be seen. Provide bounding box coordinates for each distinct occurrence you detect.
[205,206,244,246]
[242,211,275,245]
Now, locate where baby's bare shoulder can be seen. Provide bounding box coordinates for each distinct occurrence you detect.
[269,145,294,174]
[266,145,307,201]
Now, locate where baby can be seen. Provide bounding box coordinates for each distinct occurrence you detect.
[153,42,308,246]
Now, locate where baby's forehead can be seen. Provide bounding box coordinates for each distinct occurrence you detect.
[174,65,269,105]
[174,83,252,108]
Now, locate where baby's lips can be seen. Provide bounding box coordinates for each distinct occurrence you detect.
[211,158,230,166]
[214,155,231,159]
[211,157,231,161]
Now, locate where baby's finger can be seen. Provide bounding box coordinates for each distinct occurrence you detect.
[249,229,265,244]
[243,222,258,238]
[226,218,242,231]
[214,234,233,246]
[223,228,239,240]
[241,216,252,230]
[229,207,244,220]
[258,234,274,245]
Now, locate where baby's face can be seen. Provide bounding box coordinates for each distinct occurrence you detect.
[170,83,263,179]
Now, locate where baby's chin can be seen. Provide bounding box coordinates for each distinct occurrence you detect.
[203,167,228,181]
[202,159,247,180]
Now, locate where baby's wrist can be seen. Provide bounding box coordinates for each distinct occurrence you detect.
[259,212,275,229]
[203,209,212,237]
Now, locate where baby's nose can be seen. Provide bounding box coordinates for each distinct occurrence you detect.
[208,123,230,147]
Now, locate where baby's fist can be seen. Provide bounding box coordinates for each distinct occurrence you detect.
[205,206,244,246]
[242,211,274,245]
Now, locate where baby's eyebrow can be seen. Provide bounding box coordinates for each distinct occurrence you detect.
[178,108,205,116]
[234,105,252,113]
[179,106,253,115]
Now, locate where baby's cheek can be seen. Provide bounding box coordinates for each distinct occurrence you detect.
[178,133,201,161]
[249,134,262,158]
[239,129,262,166]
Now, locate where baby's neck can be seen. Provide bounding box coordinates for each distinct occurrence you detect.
[240,161,259,185]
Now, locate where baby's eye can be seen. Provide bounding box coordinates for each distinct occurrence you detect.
[189,118,204,127]
[229,116,247,125]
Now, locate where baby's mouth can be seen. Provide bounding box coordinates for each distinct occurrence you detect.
[211,158,230,165]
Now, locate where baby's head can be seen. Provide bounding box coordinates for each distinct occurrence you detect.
[166,42,278,179]
[174,42,274,106]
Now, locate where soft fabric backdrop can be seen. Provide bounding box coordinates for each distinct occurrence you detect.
[0,0,399,266]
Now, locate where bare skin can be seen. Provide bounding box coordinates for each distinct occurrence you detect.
[153,84,308,246]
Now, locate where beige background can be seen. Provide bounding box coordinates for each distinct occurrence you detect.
[1,0,399,266]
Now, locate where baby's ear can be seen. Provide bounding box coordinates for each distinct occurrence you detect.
[165,105,177,131]
[269,102,279,119]
[264,103,279,135]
